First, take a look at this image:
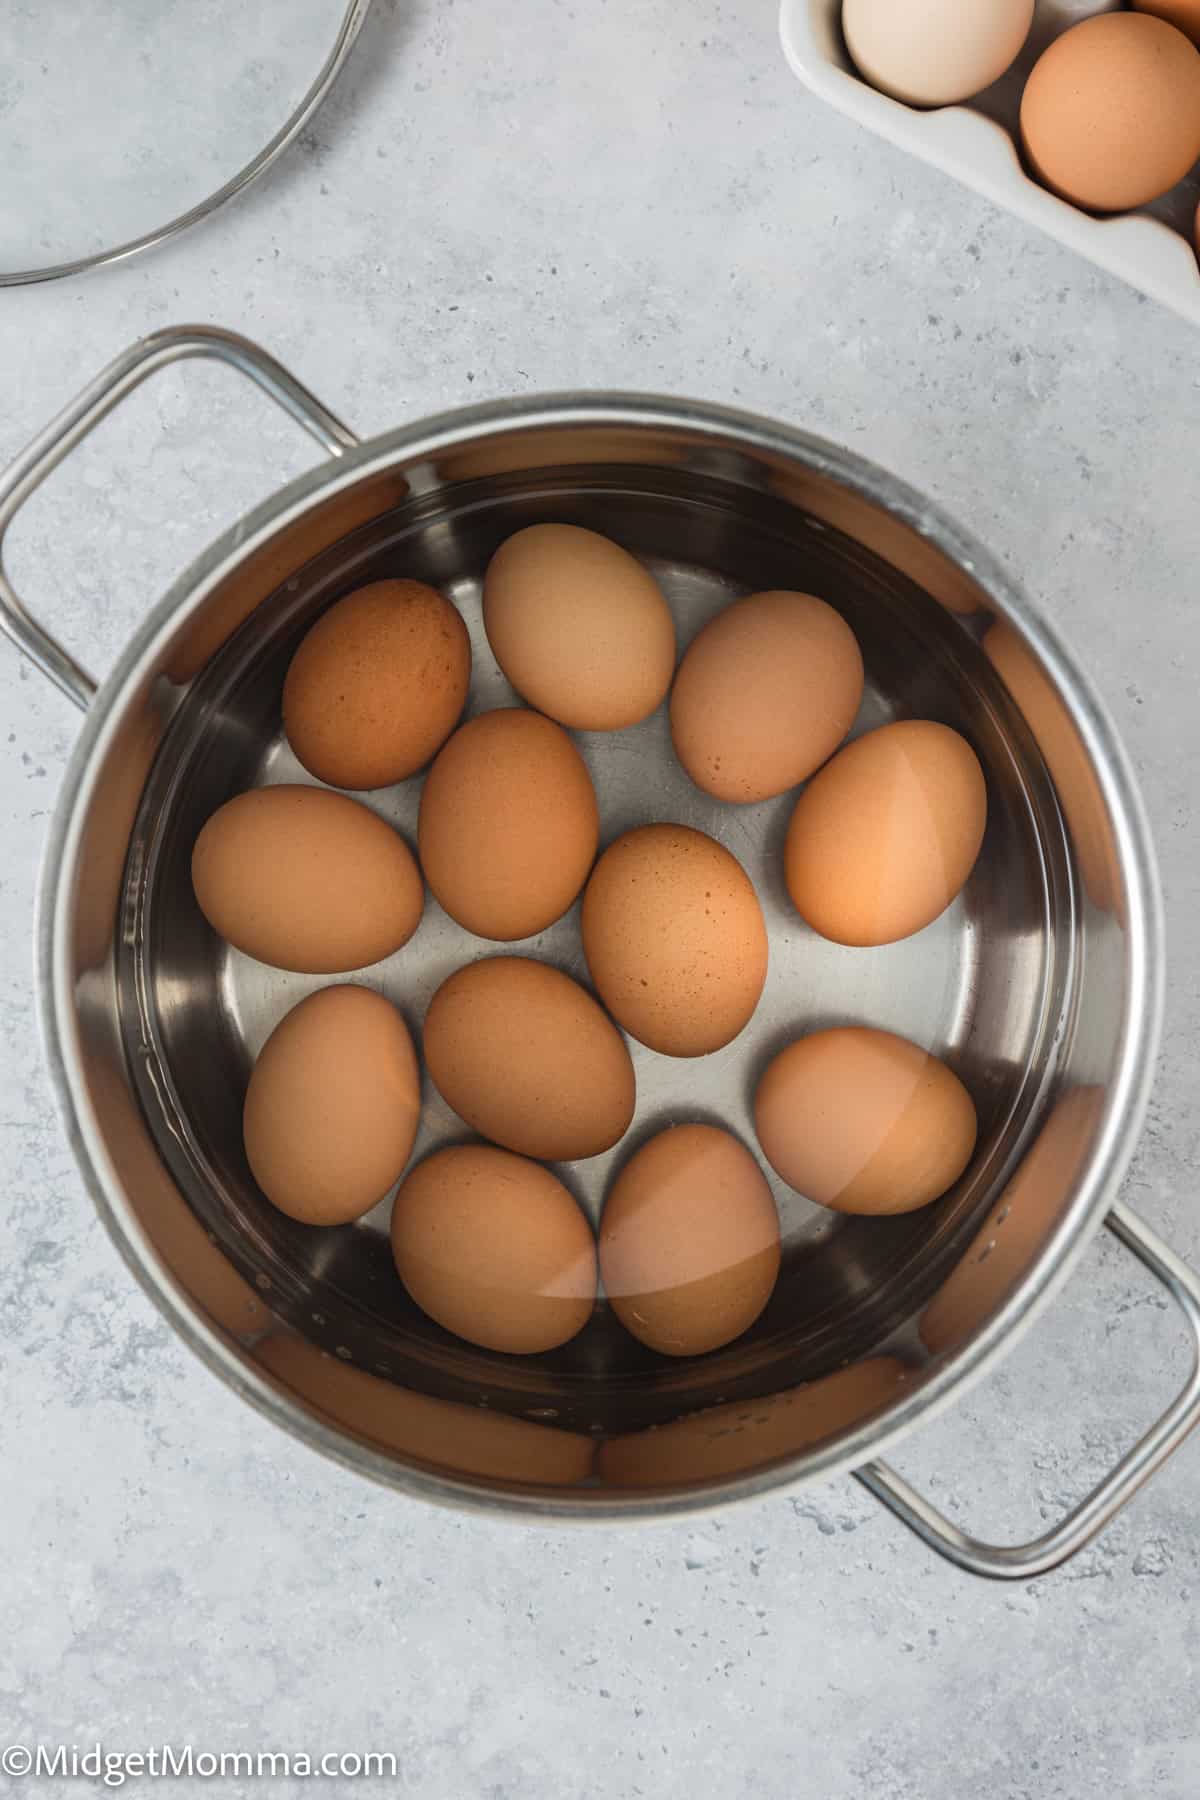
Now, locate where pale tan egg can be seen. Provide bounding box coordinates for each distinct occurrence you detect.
[784,719,986,946]
[754,1026,977,1216]
[417,708,599,940]
[1021,14,1200,211]
[597,1357,909,1487]
[483,524,676,730]
[600,1124,780,1357]
[669,591,864,803]
[423,956,635,1161]
[283,579,470,790]
[844,0,1034,105]
[390,1145,597,1354]
[192,785,424,973]
[581,824,768,1057]
[244,986,421,1226]
[256,1332,595,1485]
[1134,0,1200,48]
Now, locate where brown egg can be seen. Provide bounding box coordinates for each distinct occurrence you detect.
[424,957,635,1161]
[418,709,599,940]
[598,1357,908,1488]
[244,986,421,1225]
[390,1145,597,1354]
[754,1027,977,1216]
[670,592,864,803]
[483,524,677,730]
[192,785,424,973]
[1020,14,1200,212]
[784,720,986,947]
[282,580,470,790]
[257,1332,595,1485]
[600,1124,780,1357]
[1134,0,1200,47]
[581,824,768,1057]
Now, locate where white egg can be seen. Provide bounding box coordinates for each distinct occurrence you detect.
[843,0,1035,106]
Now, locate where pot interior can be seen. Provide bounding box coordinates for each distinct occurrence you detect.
[54,409,1143,1506]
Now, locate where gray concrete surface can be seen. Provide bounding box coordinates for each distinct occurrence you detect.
[2,1,1199,1795]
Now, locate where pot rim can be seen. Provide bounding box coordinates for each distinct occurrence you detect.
[36,391,1165,1520]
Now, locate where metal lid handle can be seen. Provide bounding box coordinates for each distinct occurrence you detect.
[857,1200,1200,1579]
[0,325,359,712]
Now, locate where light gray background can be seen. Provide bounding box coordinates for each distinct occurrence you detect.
[2,2,1198,1795]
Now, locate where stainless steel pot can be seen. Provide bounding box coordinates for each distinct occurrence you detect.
[4,325,1197,1580]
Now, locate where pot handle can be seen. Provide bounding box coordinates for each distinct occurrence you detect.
[855,1200,1200,1580]
[0,325,359,711]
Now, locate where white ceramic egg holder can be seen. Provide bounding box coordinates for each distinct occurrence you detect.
[779,0,1200,329]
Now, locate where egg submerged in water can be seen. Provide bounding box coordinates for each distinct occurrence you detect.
[754,1026,978,1216]
[422,956,636,1161]
[191,785,425,973]
[244,986,421,1226]
[581,824,769,1057]
[784,719,987,947]
[283,578,471,790]
[418,708,599,941]
[669,590,864,803]
[483,524,677,731]
[390,1144,598,1354]
[600,1124,781,1357]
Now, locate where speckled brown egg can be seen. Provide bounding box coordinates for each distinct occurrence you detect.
[418,708,599,940]
[390,1144,597,1354]
[784,720,986,947]
[1134,0,1200,47]
[423,956,635,1161]
[670,590,864,802]
[192,785,424,972]
[754,1027,977,1216]
[1021,13,1200,211]
[244,986,421,1225]
[282,579,470,789]
[581,824,768,1057]
[483,524,677,730]
[600,1124,780,1357]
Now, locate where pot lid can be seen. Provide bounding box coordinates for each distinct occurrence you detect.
[0,0,370,286]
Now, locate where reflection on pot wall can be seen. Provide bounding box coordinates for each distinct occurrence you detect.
[767,460,985,616]
[984,621,1124,919]
[920,1087,1105,1356]
[255,1331,596,1488]
[80,1046,270,1342]
[71,682,176,975]
[164,467,411,685]
[597,1357,909,1489]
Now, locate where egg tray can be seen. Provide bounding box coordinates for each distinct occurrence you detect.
[117,461,1073,1436]
[781,0,1200,330]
